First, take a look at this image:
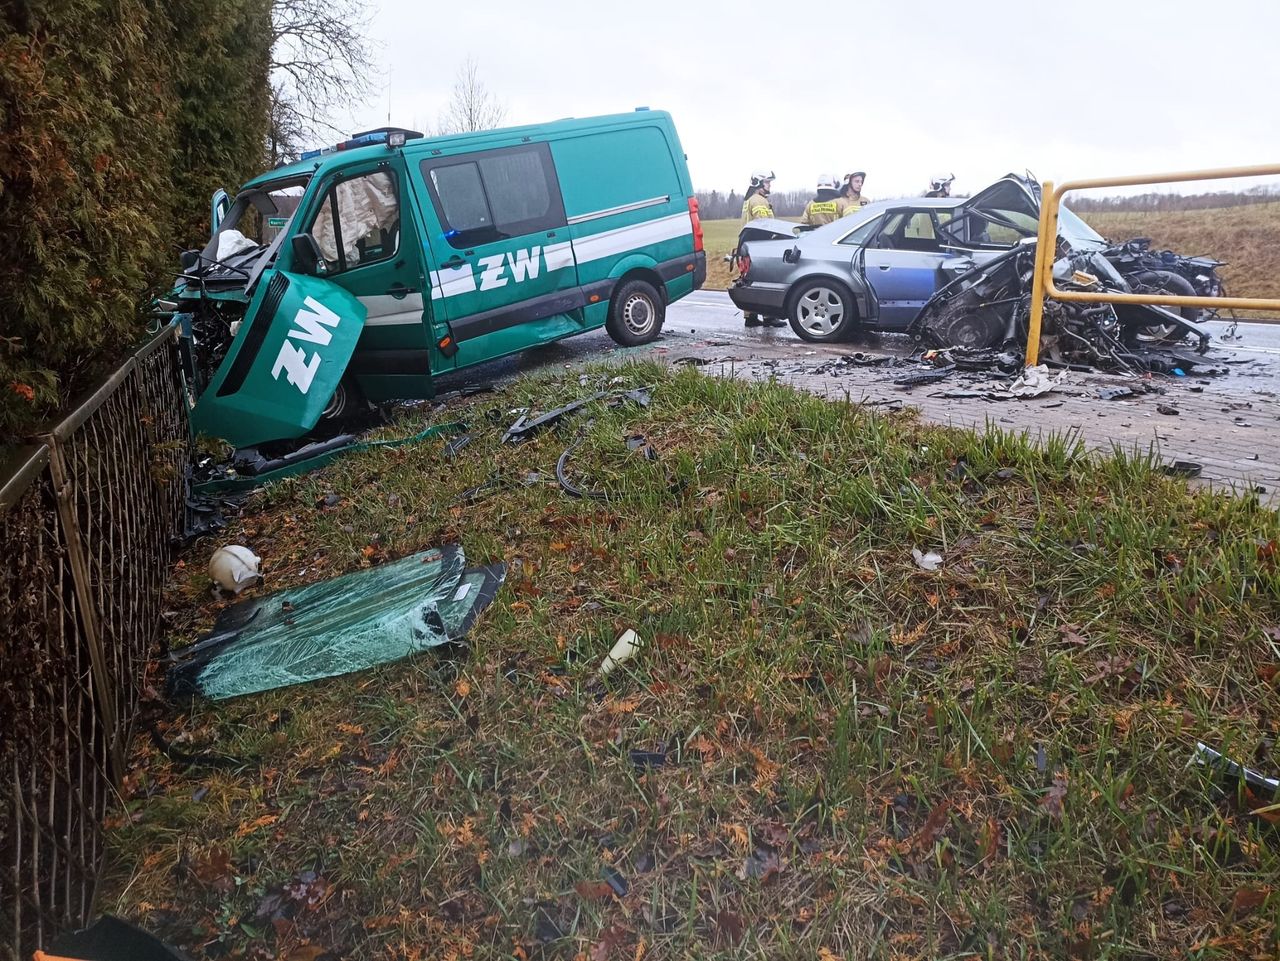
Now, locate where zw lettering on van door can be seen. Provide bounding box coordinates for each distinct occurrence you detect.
[272,296,343,394]
[432,242,575,300]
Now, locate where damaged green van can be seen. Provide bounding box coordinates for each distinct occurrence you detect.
[167,110,706,447]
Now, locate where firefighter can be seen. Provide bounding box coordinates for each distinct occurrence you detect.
[803,174,843,226]
[739,170,785,328]
[925,173,955,198]
[741,169,775,223]
[839,171,870,216]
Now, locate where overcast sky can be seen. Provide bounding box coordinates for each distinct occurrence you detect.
[339,0,1280,200]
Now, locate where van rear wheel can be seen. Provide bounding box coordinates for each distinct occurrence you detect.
[605,279,665,347]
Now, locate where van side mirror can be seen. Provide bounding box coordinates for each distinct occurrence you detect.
[291,234,324,275]
[179,249,200,271]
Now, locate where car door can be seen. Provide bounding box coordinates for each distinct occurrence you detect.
[861,211,952,329]
[410,142,581,367]
[945,177,1041,254]
[295,158,436,396]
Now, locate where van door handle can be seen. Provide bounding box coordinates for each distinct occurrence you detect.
[386,283,418,299]
[878,265,891,270]
[441,255,466,270]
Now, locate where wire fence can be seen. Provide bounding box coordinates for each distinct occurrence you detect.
[1,325,188,960]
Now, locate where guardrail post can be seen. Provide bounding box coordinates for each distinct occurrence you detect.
[1025,179,1054,367]
[43,439,124,780]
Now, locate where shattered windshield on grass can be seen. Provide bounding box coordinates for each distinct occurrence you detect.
[167,545,504,700]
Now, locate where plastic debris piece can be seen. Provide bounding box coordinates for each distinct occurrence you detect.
[45,915,189,961]
[911,548,943,572]
[599,629,642,677]
[1162,460,1203,478]
[209,545,260,594]
[1194,741,1279,795]
[444,433,473,458]
[169,545,505,700]
[629,749,667,770]
[600,865,629,897]
[1157,403,1180,415]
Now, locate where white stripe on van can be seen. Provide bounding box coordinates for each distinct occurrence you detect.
[570,212,692,265]
[359,292,424,326]
[544,241,575,272]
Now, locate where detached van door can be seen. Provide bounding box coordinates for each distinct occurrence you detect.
[290,157,435,399]
[409,143,581,366]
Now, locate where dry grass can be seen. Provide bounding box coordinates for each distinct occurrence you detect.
[101,364,1280,960]
[1083,203,1280,316]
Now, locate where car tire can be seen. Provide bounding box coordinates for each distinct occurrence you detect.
[1125,269,1199,346]
[605,278,666,347]
[787,277,856,343]
[321,377,366,422]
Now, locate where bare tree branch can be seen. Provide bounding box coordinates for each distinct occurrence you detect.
[434,56,507,135]
[269,0,376,149]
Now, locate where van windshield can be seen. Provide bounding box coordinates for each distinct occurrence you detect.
[219,178,310,247]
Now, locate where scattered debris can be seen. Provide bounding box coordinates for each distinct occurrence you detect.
[503,387,652,443]
[1157,403,1180,416]
[556,439,607,500]
[43,915,188,961]
[911,548,943,572]
[600,865,629,897]
[443,433,473,458]
[1193,742,1280,796]
[895,367,955,389]
[169,545,504,700]
[1162,461,1203,478]
[629,749,667,770]
[599,629,642,678]
[1096,386,1135,401]
[208,545,260,595]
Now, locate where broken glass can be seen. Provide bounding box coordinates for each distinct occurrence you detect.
[167,545,504,700]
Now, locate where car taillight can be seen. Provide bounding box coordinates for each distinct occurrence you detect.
[688,196,704,253]
[738,252,751,277]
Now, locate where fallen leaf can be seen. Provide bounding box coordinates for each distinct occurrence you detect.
[454,679,471,698]
[236,813,279,837]
[336,723,364,735]
[712,909,744,947]
[1041,774,1069,820]
[1231,885,1271,917]
[906,801,951,853]
[575,880,614,901]
[912,547,943,571]
[284,945,329,961]
[979,817,1002,862]
[590,923,629,961]
[817,949,843,961]
[192,846,235,893]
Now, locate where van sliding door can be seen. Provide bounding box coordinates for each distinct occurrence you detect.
[409,143,582,367]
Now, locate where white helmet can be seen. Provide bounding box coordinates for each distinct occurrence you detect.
[209,545,261,594]
[816,173,838,191]
[749,169,775,188]
[930,172,955,191]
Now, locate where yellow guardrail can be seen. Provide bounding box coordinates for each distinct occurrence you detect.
[1025,163,1280,366]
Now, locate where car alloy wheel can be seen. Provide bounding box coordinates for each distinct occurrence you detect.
[795,285,846,336]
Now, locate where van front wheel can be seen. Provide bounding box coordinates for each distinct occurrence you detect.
[605,279,665,347]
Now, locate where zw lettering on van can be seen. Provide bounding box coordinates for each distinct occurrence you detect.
[431,242,575,300]
[271,296,343,395]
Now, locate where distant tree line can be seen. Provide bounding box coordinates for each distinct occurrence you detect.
[696,190,812,219]
[1070,185,1280,213]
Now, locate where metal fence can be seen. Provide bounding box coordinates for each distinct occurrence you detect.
[1,325,188,960]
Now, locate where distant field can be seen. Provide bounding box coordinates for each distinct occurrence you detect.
[1081,202,1280,306]
[700,205,1280,316]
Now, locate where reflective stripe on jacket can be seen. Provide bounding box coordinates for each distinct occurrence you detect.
[741,193,774,223]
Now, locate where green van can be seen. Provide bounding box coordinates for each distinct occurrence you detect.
[168,109,706,447]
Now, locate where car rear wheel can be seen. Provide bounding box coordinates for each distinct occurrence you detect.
[605,278,666,347]
[788,278,855,343]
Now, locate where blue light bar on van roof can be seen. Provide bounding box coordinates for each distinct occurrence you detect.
[299,126,425,161]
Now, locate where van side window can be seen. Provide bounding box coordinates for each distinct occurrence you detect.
[421,143,565,249]
[307,170,399,274]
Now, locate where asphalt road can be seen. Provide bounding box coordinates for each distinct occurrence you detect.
[436,289,1280,397]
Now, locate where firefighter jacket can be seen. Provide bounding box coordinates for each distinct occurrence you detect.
[741,190,774,224]
[803,189,844,226]
[838,194,871,217]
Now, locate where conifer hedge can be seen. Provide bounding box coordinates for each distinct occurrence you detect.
[0,0,271,439]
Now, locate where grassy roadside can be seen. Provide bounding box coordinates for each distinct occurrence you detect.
[104,363,1280,960]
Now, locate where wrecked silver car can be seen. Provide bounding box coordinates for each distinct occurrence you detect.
[728,174,1213,369]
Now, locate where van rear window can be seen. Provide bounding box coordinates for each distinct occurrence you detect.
[421,143,565,249]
